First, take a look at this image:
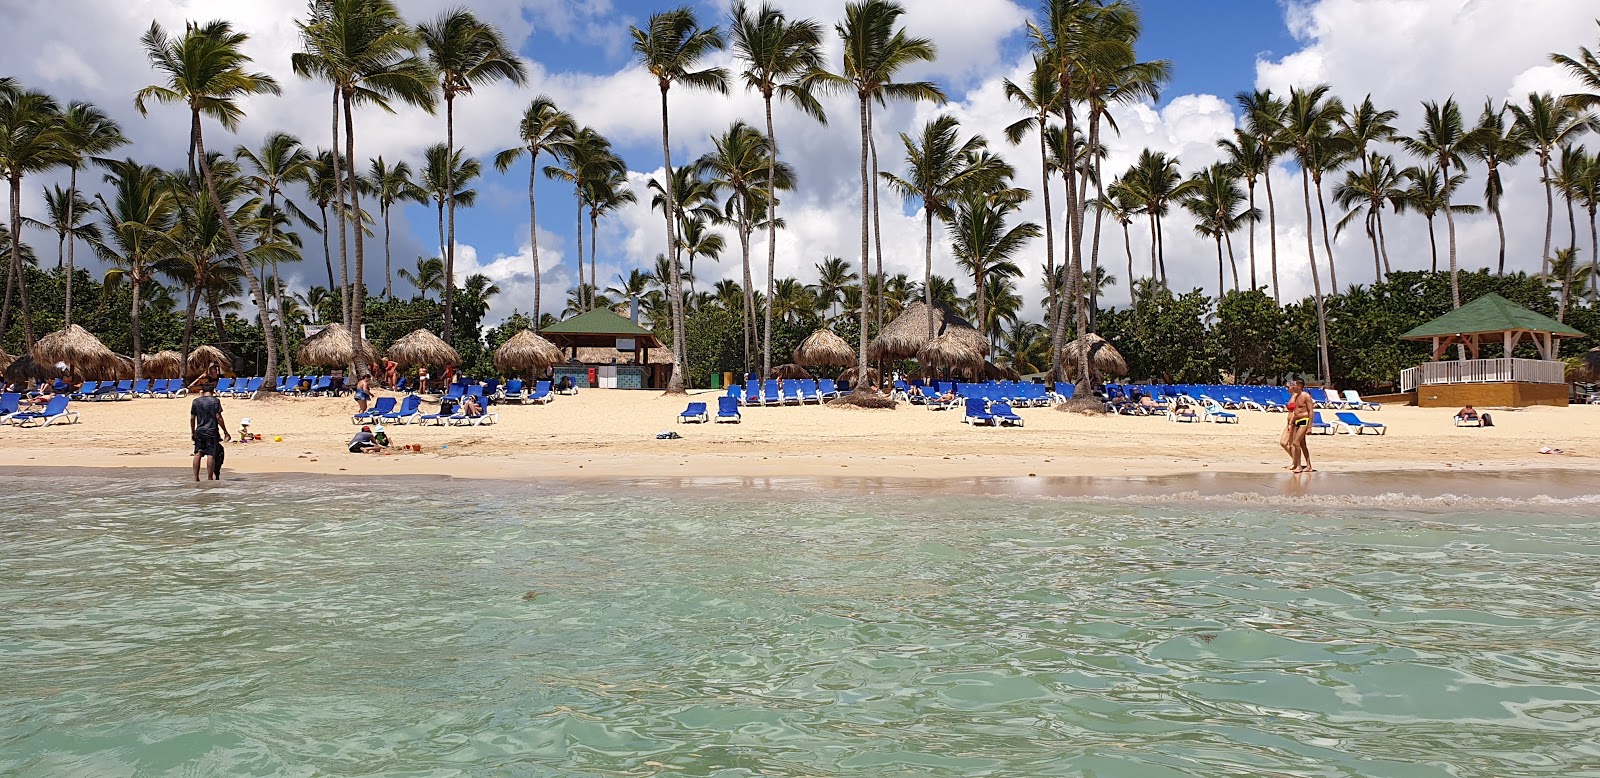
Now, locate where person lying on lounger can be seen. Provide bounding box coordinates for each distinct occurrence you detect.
[460,395,484,418]
[1455,405,1478,421]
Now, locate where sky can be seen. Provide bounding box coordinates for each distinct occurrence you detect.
[2,0,1596,326]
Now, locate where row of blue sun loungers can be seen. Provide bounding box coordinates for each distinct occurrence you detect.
[678,397,743,423]
[1,394,79,427]
[1106,384,1381,414]
[350,395,499,426]
[732,379,841,406]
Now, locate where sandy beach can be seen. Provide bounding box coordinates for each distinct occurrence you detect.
[1,388,1595,486]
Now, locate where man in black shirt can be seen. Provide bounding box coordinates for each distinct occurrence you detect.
[190,384,231,481]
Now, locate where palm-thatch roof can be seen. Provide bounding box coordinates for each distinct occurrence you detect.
[1056,333,1129,380]
[916,332,989,373]
[574,346,676,365]
[1572,348,1600,383]
[142,350,183,379]
[30,324,123,379]
[386,328,461,368]
[792,329,854,367]
[493,330,563,374]
[186,345,230,376]
[297,323,376,368]
[769,363,814,379]
[869,301,986,362]
[0,348,12,376]
[838,365,880,389]
[3,355,55,384]
[983,360,1021,381]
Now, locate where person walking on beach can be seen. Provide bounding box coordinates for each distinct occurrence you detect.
[353,374,372,413]
[190,383,231,481]
[1283,378,1315,473]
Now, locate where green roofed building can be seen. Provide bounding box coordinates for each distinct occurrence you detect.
[540,309,667,390]
[1399,294,1584,408]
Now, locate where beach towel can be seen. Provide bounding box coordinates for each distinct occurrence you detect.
[655,431,682,440]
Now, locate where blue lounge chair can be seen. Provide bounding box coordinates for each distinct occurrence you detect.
[528,381,552,404]
[1202,400,1238,423]
[9,396,78,427]
[991,401,1024,427]
[1309,412,1335,435]
[447,407,497,426]
[500,379,526,404]
[131,379,154,398]
[381,395,423,424]
[0,392,19,421]
[353,396,396,424]
[678,401,708,423]
[1334,411,1386,435]
[799,379,822,404]
[782,382,802,405]
[716,395,741,423]
[760,380,783,406]
[214,377,235,395]
[818,379,839,399]
[1342,389,1380,410]
[962,397,995,426]
[70,381,99,400]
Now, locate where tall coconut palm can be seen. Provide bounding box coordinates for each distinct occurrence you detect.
[607,268,653,313]
[1305,100,1350,292]
[646,164,721,298]
[1400,97,1474,308]
[397,255,445,300]
[948,189,1040,338]
[1179,163,1257,299]
[136,19,283,391]
[1554,144,1588,254]
[697,120,794,373]
[1236,89,1288,303]
[1003,56,1063,364]
[1464,99,1532,274]
[167,158,257,358]
[1333,153,1407,281]
[730,0,826,377]
[0,86,68,345]
[22,186,101,273]
[55,101,127,326]
[1508,92,1593,273]
[631,7,729,393]
[420,142,479,315]
[236,131,315,370]
[305,149,342,290]
[1281,84,1338,381]
[419,8,526,340]
[1546,247,1594,322]
[814,255,857,320]
[1400,164,1480,275]
[585,160,637,310]
[1217,129,1265,290]
[880,115,1001,338]
[1091,178,1142,310]
[1572,149,1600,294]
[91,159,178,385]
[494,95,575,330]
[366,156,425,298]
[545,127,612,310]
[1125,149,1181,287]
[809,0,943,389]
[1552,22,1600,111]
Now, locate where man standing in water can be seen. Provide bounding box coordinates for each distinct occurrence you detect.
[190,383,231,481]
[1281,378,1315,473]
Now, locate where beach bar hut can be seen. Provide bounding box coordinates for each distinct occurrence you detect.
[1399,293,1584,407]
[540,309,666,389]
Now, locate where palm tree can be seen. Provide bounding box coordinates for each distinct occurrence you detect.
[948,190,1039,338]
[1281,84,1338,381]
[1508,92,1593,273]
[730,0,826,377]
[397,255,446,301]
[1003,56,1063,362]
[23,186,101,273]
[494,95,575,330]
[1463,99,1532,274]
[1401,164,1480,274]
[305,149,341,290]
[420,143,480,294]
[1573,149,1600,294]
[167,158,256,358]
[419,8,526,339]
[1180,163,1256,299]
[585,161,637,310]
[769,277,815,323]
[236,131,315,370]
[1400,97,1474,307]
[56,101,127,326]
[545,127,610,310]
[646,163,720,297]
[882,116,1008,341]
[1091,179,1142,310]
[1125,149,1181,287]
[1554,144,1588,254]
[136,19,282,390]
[1552,22,1600,111]
[810,0,943,388]
[607,268,653,313]
[631,6,729,393]
[1547,247,1594,322]
[677,215,726,299]
[1217,129,1266,291]
[814,256,857,320]
[0,86,68,345]
[366,156,425,298]
[1333,153,1408,281]
[1307,101,1351,293]
[697,120,794,373]
[1236,89,1288,302]
[91,159,178,385]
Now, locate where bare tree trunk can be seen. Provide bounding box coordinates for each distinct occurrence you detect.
[65,165,78,325]
[1302,168,1331,382]
[1246,178,1257,290]
[193,110,277,392]
[762,94,779,378]
[528,152,543,331]
[854,94,870,390]
[1265,163,1281,304]
[344,92,370,378]
[1037,125,1057,377]
[442,94,457,346]
[661,86,687,393]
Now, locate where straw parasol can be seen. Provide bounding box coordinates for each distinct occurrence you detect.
[869,301,982,362]
[0,347,12,376]
[186,345,230,377]
[792,328,854,368]
[493,329,563,375]
[983,360,1021,381]
[3,355,55,384]
[297,323,375,368]
[837,365,880,388]
[142,350,182,379]
[1570,347,1600,383]
[769,363,814,379]
[1056,333,1128,380]
[386,328,461,368]
[30,324,122,378]
[916,332,989,374]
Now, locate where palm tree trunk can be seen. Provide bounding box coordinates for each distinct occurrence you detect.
[181,285,199,379]
[436,199,447,298]
[382,203,392,298]
[1377,206,1393,276]
[1302,168,1331,381]
[1589,204,1598,298]
[661,86,687,394]
[1037,125,1057,377]
[319,205,335,289]
[1567,190,1578,252]
[3,175,36,345]
[330,87,350,333]
[1156,213,1167,285]
[854,93,870,389]
[130,276,142,385]
[1367,209,1381,282]
[1246,178,1258,290]
[1053,87,1081,387]
[272,261,293,374]
[1122,221,1134,315]
[869,104,884,336]
[344,92,370,376]
[923,208,934,338]
[1147,210,1159,285]
[737,197,753,378]
[1315,172,1337,292]
[443,93,457,346]
[762,94,779,379]
[1426,215,1439,272]
[1088,170,1106,330]
[65,165,77,326]
[193,110,277,393]
[575,188,585,310]
[1264,161,1281,304]
[529,151,543,332]
[1224,228,1240,292]
[1540,155,1554,274]
[207,289,226,344]
[1492,199,1508,275]
[1443,161,1460,308]
[975,264,986,338]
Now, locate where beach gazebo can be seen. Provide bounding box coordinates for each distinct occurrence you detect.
[297,323,375,369]
[386,328,461,369]
[493,330,563,378]
[1056,334,1129,382]
[1399,293,1584,407]
[792,329,854,369]
[30,324,122,379]
[541,309,665,389]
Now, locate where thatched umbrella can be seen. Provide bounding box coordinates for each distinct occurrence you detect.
[916,332,989,374]
[1057,333,1128,380]
[493,330,563,375]
[185,345,230,377]
[3,355,54,384]
[142,350,182,379]
[387,328,461,368]
[769,363,814,379]
[0,347,12,376]
[983,360,1021,381]
[1568,348,1600,383]
[869,301,979,362]
[30,324,122,379]
[837,365,880,389]
[792,328,854,368]
[297,323,375,368]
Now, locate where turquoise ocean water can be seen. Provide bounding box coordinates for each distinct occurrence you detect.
[3,473,1599,777]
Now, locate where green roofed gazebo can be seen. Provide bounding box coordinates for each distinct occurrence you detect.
[540,309,666,389]
[1399,293,1585,407]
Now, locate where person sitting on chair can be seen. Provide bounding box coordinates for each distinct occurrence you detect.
[460,395,484,418]
[1455,404,1478,421]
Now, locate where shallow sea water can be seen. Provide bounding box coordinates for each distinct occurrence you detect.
[3,473,1599,777]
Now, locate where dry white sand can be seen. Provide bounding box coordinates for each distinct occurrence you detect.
[1,388,1595,485]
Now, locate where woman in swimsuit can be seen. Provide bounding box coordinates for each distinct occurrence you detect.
[1284,378,1315,473]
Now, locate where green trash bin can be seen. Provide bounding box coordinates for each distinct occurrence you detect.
[711,372,721,389]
